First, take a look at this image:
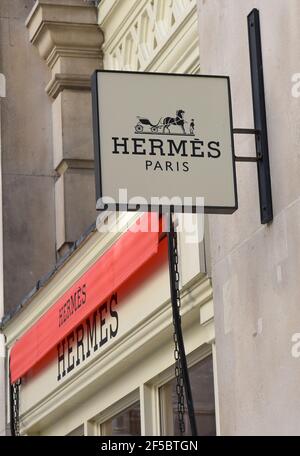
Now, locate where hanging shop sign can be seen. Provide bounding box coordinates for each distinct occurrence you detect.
[92,70,238,214]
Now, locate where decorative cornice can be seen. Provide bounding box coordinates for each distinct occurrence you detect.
[29,22,103,65]
[46,46,103,71]
[97,0,124,29]
[46,73,92,98]
[99,0,147,48]
[144,8,199,73]
[26,2,100,43]
[99,0,199,73]
[55,160,94,179]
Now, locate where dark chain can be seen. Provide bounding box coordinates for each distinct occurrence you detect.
[10,380,21,436]
[170,215,186,435]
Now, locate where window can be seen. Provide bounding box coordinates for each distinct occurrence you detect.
[159,355,216,436]
[101,401,141,436]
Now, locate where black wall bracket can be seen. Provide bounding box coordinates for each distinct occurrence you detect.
[233,9,273,225]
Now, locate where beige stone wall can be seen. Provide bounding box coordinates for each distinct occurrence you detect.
[0,0,56,313]
[197,0,300,435]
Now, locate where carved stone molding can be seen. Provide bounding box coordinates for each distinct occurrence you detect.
[46,73,91,98]
[25,1,102,253]
[26,0,103,98]
[99,0,199,73]
[27,22,102,66]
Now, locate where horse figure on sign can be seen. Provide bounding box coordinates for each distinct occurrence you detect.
[163,109,186,134]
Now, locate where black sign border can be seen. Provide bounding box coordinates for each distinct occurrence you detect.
[92,69,238,215]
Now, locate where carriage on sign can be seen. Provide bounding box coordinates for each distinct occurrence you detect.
[134,116,163,133]
[134,110,193,135]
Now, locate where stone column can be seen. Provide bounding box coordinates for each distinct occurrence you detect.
[26,0,103,256]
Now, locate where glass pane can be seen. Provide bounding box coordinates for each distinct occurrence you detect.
[102,401,141,436]
[160,355,216,436]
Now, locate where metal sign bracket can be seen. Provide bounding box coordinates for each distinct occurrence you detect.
[233,8,273,225]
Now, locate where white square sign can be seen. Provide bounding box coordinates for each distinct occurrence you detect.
[92,70,237,213]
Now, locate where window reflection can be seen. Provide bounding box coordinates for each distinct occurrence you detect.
[102,401,141,436]
[160,355,216,436]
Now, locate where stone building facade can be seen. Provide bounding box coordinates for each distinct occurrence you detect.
[197,0,300,435]
[0,0,299,437]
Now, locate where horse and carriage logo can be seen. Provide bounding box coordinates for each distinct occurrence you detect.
[134,109,195,136]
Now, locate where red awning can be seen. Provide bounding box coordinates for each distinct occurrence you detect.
[10,213,161,383]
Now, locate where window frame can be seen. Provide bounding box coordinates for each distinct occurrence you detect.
[63,344,219,436]
[94,389,140,436]
[146,344,215,435]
